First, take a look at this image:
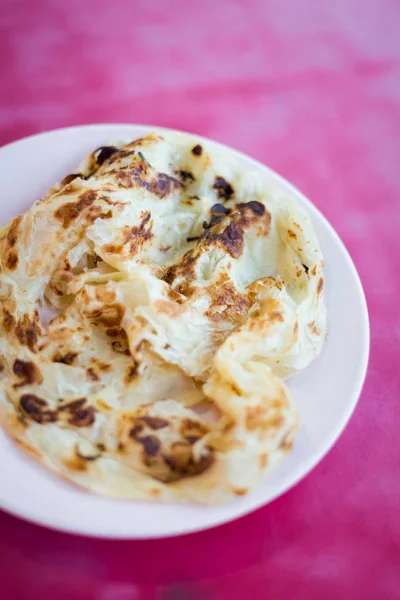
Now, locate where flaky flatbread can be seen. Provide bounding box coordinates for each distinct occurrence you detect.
[0,132,326,503]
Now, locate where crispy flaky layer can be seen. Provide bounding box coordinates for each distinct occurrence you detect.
[0,132,326,503]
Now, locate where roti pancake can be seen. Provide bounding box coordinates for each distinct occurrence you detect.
[0,132,326,503]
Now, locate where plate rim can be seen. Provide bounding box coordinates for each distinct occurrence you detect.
[0,123,370,539]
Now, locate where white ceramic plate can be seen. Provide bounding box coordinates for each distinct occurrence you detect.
[0,125,369,538]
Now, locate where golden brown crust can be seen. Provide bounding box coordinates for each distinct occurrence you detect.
[103,212,153,256]
[54,190,98,228]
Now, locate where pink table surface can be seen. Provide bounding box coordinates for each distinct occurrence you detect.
[1,1,399,598]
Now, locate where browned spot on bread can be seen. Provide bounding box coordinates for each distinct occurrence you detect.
[53,352,78,365]
[242,200,265,216]
[180,418,210,443]
[230,382,242,396]
[61,173,80,186]
[317,277,324,295]
[6,216,23,249]
[213,176,234,200]
[112,148,137,163]
[59,398,85,411]
[245,405,285,433]
[311,265,317,276]
[15,313,41,352]
[97,443,106,452]
[106,328,120,337]
[150,487,161,496]
[104,212,153,257]
[260,453,268,469]
[141,416,169,430]
[86,367,99,382]
[207,220,244,258]
[90,145,139,172]
[59,398,96,427]
[123,212,153,255]
[86,205,112,223]
[185,435,201,445]
[54,190,98,228]
[94,145,120,165]
[5,251,18,270]
[288,229,297,239]
[279,434,293,451]
[87,304,124,327]
[162,445,214,482]
[266,301,284,321]
[138,435,161,457]
[63,456,88,472]
[13,359,42,387]
[307,321,320,335]
[208,202,231,224]
[91,359,111,372]
[129,422,144,438]
[153,173,182,198]
[124,409,214,482]
[96,399,112,412]
[68,405,96,427]
[178,170,195,183]
[293,320,299,342]
[116,170,135,189]
[222,418,236,433]
[20,394,57,424]
[0,357,4,372]
[163,251,198,295]
[232,488,248,496]
[115,154,182,198]
[248,298,284,331]
[167,288,185,304]
[57,181,82,196]
[124,362,139,384]
[245,405,267,431]
[234,202,271,235]
[3,308,15,332]
[111,335,131,355]
[191,144,203,156]
[201,202,270,258]
[123,134,161,150]
[94,287,117,304]
[154,299,187,318]
[205,273,251,324]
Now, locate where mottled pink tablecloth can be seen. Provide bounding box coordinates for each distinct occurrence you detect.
[1,1,399,598]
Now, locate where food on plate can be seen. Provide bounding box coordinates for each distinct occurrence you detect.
[0,132,326,503]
